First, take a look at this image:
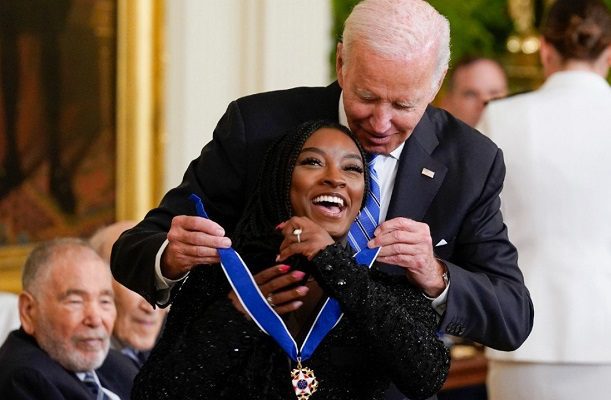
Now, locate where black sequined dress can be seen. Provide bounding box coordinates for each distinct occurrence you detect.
[133,243,449,400]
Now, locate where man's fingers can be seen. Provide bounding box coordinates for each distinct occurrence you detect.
[169,216,231,248]
[173,215,226,237]
[373,217,415,235]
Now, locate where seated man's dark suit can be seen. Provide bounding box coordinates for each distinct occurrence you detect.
[0,328,137,399]
[111,82,533,352]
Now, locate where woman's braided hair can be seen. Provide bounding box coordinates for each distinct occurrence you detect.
[231,119,369,272]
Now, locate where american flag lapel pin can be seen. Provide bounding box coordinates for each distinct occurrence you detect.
[421,168,435,178]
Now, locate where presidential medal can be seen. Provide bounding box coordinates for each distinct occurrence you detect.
[291,360,318,399]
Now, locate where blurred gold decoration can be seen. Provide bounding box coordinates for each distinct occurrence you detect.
[505,0,545,92]
[507,0,540,54]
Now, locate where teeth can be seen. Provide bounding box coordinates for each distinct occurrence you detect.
[313,195,344,207]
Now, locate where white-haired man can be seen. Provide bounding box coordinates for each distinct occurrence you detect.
[0,238,137,399]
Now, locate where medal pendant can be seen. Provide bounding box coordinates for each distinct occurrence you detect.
[291,360,318,399]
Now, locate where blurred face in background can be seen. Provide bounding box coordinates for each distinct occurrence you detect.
[441,59,508,127]
[112,280,167,351]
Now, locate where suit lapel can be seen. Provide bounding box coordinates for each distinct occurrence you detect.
[387,108,447,221]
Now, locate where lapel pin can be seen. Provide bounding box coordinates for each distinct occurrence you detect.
[421,168,435,178]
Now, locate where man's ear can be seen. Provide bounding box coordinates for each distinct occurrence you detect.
[19,291,36,335]
[336,42,345,88]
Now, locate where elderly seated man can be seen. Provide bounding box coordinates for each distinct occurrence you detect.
[0,238,137,399]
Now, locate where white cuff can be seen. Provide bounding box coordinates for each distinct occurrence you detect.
[423,280,449,316]
[154,239,188,306]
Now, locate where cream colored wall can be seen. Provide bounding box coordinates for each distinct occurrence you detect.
[163,0,332,191]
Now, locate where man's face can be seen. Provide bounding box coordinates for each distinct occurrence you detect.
[442,60,508,127]
[336,42,440,155]
[112,280,166,351]
[23,249,116,372]
[290,127,365,240]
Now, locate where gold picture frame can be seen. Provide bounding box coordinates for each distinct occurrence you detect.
[0,0,164,293]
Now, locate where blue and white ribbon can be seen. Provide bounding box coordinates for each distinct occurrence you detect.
[189,194,379,362]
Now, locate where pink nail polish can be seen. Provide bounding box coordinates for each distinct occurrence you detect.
[278,264,290,273]
[292,271,305,279]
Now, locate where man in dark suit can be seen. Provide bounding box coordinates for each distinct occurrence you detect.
[111,0,533,389]
[0,238,137,399]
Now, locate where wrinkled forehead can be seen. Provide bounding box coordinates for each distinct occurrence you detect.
[44,250,112,296]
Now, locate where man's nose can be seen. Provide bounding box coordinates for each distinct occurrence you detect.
[369,104,392,133]
[83,303,104,327]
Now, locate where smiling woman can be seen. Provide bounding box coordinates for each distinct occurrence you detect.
[132,119,450,400]
[289,126,366,240]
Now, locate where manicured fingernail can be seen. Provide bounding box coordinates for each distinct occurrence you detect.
[292,271,305,279]
[278,264,290,273]
[275,222,284,230]
[296,286,309,295]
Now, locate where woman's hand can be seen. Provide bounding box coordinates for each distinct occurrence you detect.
[276,216,335,262]
[228,264,310,316]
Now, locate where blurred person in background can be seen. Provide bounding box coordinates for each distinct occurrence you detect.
[0,292,20,346]
[90,221,168,369]
[478,0,611,399]
[440,56,508,127]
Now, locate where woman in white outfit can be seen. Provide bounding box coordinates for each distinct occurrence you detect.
[477,0,611,398]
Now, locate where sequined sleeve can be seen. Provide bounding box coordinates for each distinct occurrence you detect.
[311,243,450,399]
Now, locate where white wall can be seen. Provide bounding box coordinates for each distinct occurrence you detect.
[163,0,333,191]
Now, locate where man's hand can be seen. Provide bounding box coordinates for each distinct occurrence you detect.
[160,215,232,279]
[369,217,446,297]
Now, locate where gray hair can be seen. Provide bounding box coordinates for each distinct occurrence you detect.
[22,238,95,295]
[342,0,451,90]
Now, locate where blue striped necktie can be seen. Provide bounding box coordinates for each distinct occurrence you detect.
[348,154,380,252]
[82,371,109,400]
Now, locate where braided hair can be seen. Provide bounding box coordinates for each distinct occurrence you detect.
[231,119,369,273]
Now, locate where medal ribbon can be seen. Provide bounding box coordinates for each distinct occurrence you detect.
[189,194,379,362]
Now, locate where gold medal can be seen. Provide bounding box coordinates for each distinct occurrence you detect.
[291,359,318,399]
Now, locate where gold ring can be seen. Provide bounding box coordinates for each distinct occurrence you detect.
[293,228,302,243]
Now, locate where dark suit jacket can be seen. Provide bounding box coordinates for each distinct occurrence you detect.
[111,81,533,352]
[0,329,137,399]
